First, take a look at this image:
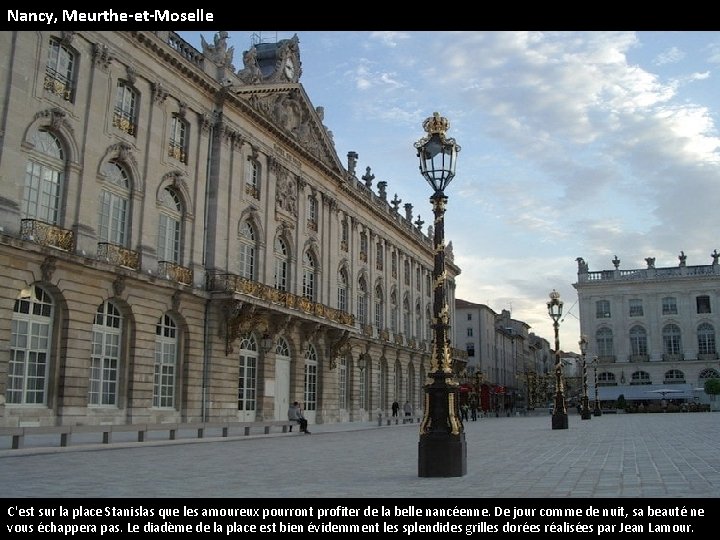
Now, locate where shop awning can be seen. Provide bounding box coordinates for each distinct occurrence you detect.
[591,383,697,401]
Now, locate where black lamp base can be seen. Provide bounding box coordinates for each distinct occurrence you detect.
[551,413,569,430]
[418,435,467,477]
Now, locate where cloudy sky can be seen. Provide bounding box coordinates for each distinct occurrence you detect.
[180,30,720,350]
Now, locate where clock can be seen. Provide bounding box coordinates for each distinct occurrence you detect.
[283,57,295,80]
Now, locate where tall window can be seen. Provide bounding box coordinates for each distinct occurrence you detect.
[307,196,318,231]
[391,251,397,279]
[238,334,257,412]
[416,268,421,291]
[113,81,138,136]
[89,301,122,406]
[302,251,316,300]
[341,220,349,252]
[168,115,188,164]
[697,323,716,355]
[662,324,682,355]
[158,187,182,263]
[304,345,318,412]
[596,327,614,357]
[359,359,367,410]
[239,221,256,280]
[45,37,75,101]
[697,295,711,314]
[415,303,422,339]
[98,161,130,245]
[359,232,368,262]
[595,300,611,318]
[339,357,348,410]
[404,260,410,286]
[7,286,54,405]
[376,243,383,271]
[629,299,644,317]
[357,276,368,325]
[390,291,398,333]
[467,327,473,337]
[403,296,411,337]
[274,237,289,291]
[337,268,348,312]
[23,130,64,224]
[662,297,678,315]
[629,325,648,356]
[154,314,177,408]
[375,284,384,330]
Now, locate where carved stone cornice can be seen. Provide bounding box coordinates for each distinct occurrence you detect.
[92,42,113,70]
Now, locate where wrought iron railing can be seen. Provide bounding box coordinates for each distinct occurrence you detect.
[21,219,73,251]
[97,242,139,270]
[158,261,192,285]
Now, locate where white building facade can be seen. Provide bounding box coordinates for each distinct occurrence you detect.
[573,254,720,405]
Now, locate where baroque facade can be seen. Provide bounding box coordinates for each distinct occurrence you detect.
[0,31,462,428]
[573,253,720,405]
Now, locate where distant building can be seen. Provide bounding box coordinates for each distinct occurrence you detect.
[454,299,551,411]
[573,254,720,405]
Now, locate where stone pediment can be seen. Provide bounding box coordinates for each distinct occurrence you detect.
[231,84,344,176]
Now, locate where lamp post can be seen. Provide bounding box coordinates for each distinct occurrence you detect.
[416,112,466,477]
[592,357,602,416]
[578,335,592,420]
[547,289,568,429]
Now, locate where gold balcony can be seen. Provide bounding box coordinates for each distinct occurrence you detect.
[21,219,74,251]
[158,261,192,285]
[97,242,139,270]
[206,272,355,327]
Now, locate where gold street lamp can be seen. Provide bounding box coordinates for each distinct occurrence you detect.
[547,290,569,429]
[579,335,592,420]
[416,113,467,477]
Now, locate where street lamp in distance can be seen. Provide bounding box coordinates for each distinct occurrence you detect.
[547,289,569,430]
[415,113,467,477]
[578,335,592,420]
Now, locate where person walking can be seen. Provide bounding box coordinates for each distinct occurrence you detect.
[403,400,412,417]
[391,400,400,417]
[288,401,311,434]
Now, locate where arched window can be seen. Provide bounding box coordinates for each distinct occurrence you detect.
[8,286,54,404]
[239,221,256,280]
[304,344,318,411]
[663,369,685,384]
[662,324,682,355]
[158,187,182,264]
[697,323,716,355]
[357,276,368,325]
[274,236,289,291]
[23,129,64,224]
[302,251,316,300]
[98,161,130,245]
[597,372,616,386]
[629,325,647,356]
[275,337,290,357]
[339,356,348,410]
[630,370,651,385]
[415,303,422,340]
[154,314,178,408]
[374,284,384,330]
[337,268,348,312]
[89,301,123,406]
[238,334,257,413]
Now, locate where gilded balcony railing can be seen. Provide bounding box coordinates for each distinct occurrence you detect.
[43,72,73,101]
[662,353,684,362]
[158,261,192,285]
[97,242,139,270]
[207,272,355,327]
[21,219,73,251]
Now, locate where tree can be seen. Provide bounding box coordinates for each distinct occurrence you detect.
[704,378,720,396]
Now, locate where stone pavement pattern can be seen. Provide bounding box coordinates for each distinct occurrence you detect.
[1,413,719,498]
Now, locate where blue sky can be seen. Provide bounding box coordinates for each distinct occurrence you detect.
[180,31,720,350]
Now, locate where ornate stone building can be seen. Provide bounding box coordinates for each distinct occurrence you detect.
[0,31,462,428]
[573,253,720,405]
